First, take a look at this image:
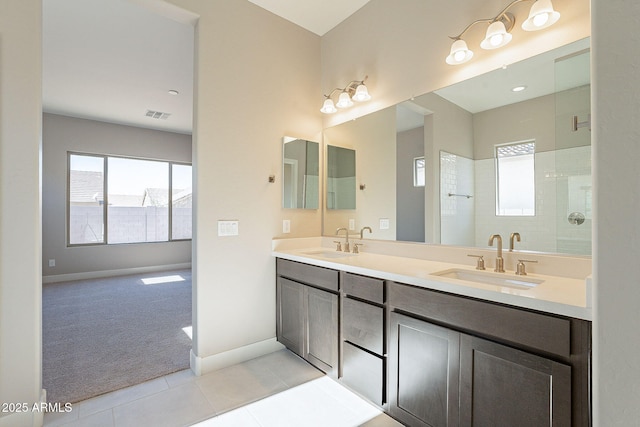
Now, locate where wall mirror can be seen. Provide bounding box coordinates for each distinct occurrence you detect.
[282,137,319,209]
[322,37,591,255]
[326,145,356,210]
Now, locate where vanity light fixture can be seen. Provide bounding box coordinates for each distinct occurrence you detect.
[321,76,371,114]
[445,0,561,65]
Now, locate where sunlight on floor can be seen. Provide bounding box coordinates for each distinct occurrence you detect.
[141,274,186,285]
[191,376,382,427]
[182,326,193,340]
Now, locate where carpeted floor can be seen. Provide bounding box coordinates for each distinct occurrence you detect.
[42,269,192,404]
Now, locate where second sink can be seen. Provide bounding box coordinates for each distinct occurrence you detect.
[431,268,543,290]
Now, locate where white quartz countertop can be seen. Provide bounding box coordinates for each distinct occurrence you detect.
[273,244,592,321]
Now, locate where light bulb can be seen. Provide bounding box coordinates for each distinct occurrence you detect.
[320,98,337,114]
[480,21,512,50]
[522,0,560,31]
[336,92,354,108]
[532,12,549,27]
[352,84,371,102]
[445,39,473,65]
[490,34,504,47]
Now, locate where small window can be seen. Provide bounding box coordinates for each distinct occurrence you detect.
[413,157,425,187]
[496,141,535,216]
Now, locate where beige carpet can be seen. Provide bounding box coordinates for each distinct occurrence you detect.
[42,269,192,404]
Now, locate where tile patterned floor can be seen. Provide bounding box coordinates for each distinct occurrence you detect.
[43,349,403,427]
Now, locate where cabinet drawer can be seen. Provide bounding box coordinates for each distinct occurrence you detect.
[277,258,339,292]
[342,272,384,304]
[343,297,384,355]
[342,342,384,406]
[388,282,571,358]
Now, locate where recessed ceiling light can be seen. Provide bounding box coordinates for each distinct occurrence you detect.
[511,85,527,92]
[168,90,179,96]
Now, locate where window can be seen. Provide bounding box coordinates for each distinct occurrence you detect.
[68,153,192,245]
[495,141,535,216]
[413,157,425,187]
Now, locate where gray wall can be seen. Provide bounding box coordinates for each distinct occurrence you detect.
[42,113,192,278]
[396,126,425,242]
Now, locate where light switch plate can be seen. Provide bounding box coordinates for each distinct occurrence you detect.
[283,219,291,233]
[218,220,239,236]
[379,218,390,230]
[349,219,355,230]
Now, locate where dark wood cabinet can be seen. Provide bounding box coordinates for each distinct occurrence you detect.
[276,259,339,377]
[388,312,460,427]
[305,285,338,375]
[276,277,304,357]
[275,259,591,426]
[388,281,590,427]
[459,334,571,427]
[340,272,387,407]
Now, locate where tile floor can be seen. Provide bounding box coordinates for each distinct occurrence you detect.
[43,349,403,427]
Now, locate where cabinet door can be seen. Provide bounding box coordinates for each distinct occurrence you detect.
[459,334,571,427]
[276,277,304,357]
[305,286,338,377]
[388,313,460,427]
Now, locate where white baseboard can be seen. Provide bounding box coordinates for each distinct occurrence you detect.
[190,338,286,376]
[42,263,192,284]
[0,389,46,427]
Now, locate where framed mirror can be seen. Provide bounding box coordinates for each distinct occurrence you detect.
[282,137,319,209]
[322,37,591,255]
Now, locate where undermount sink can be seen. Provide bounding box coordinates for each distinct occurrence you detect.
[431,268,543,290]
[301,250,357,259]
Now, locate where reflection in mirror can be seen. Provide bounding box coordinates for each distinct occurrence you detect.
[326,145,356,210]
[282,137,319,209]
[322,37,591,255]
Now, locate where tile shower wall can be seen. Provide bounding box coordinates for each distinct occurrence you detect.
[473,146,591,254]
[440,152,475,246]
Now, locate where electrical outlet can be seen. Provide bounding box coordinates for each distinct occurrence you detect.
[283,219,291,233]
[48,259,55,267]
[379,218,390,230]
[349,219,355,230]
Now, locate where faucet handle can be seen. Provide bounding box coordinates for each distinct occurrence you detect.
[467,254,486,270]
[333,240,342,251]
[353,243,364,254]
[515,259,538,276]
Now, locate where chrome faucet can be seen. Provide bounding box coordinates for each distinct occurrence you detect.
[360,226,372,239]
[336,227,350,252]
[509,232,521,251]
[488,234,505,272]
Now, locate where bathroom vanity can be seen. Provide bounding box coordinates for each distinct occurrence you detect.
[274,238,592,427]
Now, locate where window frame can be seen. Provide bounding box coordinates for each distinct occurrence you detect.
[67,151,192,247]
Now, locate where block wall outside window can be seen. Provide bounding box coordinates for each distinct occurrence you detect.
[68,153,192,246]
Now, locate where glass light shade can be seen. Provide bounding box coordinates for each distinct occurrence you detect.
[522,0,560,31]
[352,84,371,102]
[320,98,337,114]
[480,21,512,50]
[446,39,473,65]
[336,91,354,108]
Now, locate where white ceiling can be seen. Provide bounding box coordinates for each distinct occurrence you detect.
[42,0,371,135]
[43,1,588,136]
[247,0,371,36]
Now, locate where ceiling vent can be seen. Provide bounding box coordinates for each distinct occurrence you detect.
[145,110,171,120]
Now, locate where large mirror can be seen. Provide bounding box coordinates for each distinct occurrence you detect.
[283,137,319,209]
[322,37,591,255]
